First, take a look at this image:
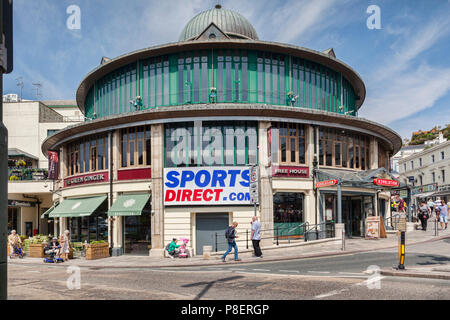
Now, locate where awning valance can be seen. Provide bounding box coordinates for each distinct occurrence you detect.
[107,194,150,216]
[49,196,107,218]
[41,203,58,219]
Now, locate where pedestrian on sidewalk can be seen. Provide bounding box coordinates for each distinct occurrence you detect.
[251,216,263,258]
[437,200,448,230]
[418,201,430,231]
[222,222,241,262]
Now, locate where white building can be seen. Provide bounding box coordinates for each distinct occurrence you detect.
[391,144,425,178]
[399,137,450,204]
[5,99,82,237]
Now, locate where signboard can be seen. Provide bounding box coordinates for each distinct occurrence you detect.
[272,165,309,178]
[8,200,36,207]
[411,183,438,196]
[64,172,108,187]
[373,179,399,187]
[315,179,338,188]
[48,151,59,180]
[365,216,387,239]
[408,176,415,182]
[249,165,259,205]
[164,166,250,206]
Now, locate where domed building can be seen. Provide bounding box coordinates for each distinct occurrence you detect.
[42,5,401,257]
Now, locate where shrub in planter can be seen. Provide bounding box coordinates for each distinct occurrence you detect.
[85,240,109,260]
[25,235,49,258]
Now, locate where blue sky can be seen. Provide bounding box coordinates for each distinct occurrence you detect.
[4,0,450,140]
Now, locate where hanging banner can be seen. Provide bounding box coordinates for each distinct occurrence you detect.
[48,151,59,180]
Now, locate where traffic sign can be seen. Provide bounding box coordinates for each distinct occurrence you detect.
[249,165,259,205]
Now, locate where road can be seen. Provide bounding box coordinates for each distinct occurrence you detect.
[7,239,450,300]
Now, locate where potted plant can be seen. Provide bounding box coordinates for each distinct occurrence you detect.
[85,240,109,260]
[26,235,49,258]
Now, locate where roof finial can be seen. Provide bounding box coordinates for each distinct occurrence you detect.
[215,1,222,9]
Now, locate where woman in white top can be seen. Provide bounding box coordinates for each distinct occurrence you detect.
[60,230,71,261]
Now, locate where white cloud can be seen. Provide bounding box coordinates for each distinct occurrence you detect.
[362,65,450,122]
[360,12,450,133]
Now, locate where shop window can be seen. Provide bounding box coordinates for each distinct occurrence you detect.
[273,193,304,223]
[121,125,151,168]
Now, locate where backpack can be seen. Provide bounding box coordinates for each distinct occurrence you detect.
[225,226,233,239]
[165,243,170,251]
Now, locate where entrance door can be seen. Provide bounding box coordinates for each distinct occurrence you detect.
[342,197,363,237]
[196,213,229,255]
[123,213,151,255]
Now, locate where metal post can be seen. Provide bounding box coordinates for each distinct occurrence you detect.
[215,232,218,252]
[342,229,345,251]
[276,227,279,246]
[246,229,248,249]
[398,231,406,270]
[337,182,342,224]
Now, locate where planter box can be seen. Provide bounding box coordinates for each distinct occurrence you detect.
[28,243,46,258]
[85,243,109,260]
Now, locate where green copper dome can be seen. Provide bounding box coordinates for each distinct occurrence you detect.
[179,5,259,41]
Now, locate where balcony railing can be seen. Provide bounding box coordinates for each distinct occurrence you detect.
[8,167,48,181]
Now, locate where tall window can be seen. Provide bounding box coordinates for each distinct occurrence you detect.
[67,134,108,176]
[275,123,306,165]
[120,126,151,168]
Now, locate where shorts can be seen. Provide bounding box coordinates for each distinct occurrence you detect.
[440,215,448,223]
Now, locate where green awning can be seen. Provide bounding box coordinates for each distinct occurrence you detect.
[107,194,150,216]
[41,203,58,219]
[49,196,107,218]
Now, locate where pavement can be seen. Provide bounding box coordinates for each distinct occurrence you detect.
[8,221,450,280]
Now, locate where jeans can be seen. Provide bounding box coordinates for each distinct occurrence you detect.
[222,241,238,260]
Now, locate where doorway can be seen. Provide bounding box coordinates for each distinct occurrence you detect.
[342,196,363,237]
[195,213,229,255]
[123,212,151,255]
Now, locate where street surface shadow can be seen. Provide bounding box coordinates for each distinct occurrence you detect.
[182,275,244,300]
[415,255,450,265]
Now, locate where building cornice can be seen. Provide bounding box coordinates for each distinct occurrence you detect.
[41,103,401,156]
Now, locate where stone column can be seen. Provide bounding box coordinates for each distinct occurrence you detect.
[370,138,379,169]
[111,130,123,256]
[149,124,164,257]
[258,121,273,247]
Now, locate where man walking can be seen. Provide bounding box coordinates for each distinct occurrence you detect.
[222,222,241,262]
[437,200,448,230]
[251,216,262,258]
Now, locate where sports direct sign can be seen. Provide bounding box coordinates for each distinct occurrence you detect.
[164,167,251,206]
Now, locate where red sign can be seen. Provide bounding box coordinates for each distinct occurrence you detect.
[272,165,309,178]
[64,172,109,187]
[373,179,399,187]
[118,168,151,181]
[315,179,338,188]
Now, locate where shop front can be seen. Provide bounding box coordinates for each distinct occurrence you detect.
[316,168,397,238]
[107,193,151,255]
[49,196,108,243]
